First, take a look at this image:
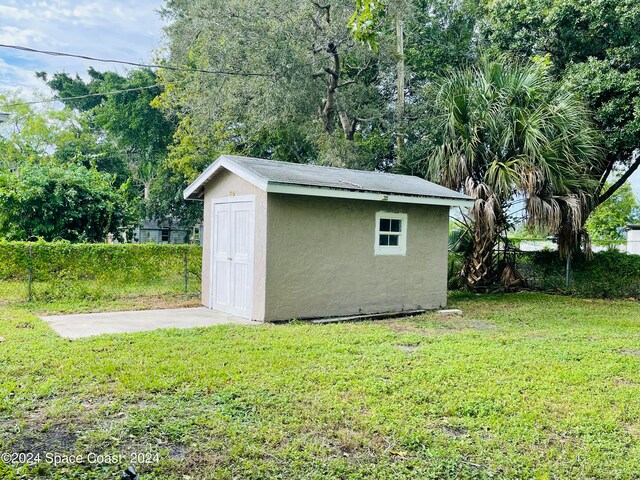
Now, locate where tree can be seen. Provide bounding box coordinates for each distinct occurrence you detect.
[0,94,84,172]
[158,0,396,172]
[349,0,479,168]
[0,95,139,242]
[349,1,478,81]
[39,68,193,225]
[420,56,603,287]
[585,182,640,241]
[349,0,408,162]
[0,164,132,242]
[479,0,640,207]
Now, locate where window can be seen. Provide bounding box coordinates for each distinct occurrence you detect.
[375,212,407,255]
[161,228,170,243]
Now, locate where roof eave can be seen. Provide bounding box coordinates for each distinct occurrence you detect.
[265,183,474,207]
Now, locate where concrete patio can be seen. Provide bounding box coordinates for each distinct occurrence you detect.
[41,307,258,339]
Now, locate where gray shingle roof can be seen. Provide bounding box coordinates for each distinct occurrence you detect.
[184,155,472,205]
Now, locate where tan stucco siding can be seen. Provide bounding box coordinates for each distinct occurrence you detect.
[264,194,449,321]
[202,169,268,320]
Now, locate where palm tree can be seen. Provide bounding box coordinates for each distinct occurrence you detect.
[425,56,603,287]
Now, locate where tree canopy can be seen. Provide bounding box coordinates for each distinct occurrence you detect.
[479,0,640,206]
[157,0,397,173]
[0,95,135,242]
[38,68,202,227]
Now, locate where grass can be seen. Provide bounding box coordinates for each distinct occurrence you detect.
[2,293,640,478]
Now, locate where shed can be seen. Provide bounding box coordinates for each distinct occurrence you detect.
[184,155,473,322]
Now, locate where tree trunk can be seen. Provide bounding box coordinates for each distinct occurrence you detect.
[597,149,640,206]
[395,7,405,164]
[319,43,340,135]
[462,224,495,288]
[338,111,356,140]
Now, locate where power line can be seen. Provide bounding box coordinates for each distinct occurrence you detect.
[0,43,273,77]
[1,84,164,108]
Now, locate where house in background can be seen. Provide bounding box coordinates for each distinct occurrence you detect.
[184,155,473,322]
[134,219,201,245]
[627,225,640,254]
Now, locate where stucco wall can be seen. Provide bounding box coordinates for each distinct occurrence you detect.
[202,169,268,320]
[264,194,449,321]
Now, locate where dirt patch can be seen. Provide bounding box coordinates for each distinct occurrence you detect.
[386,323,422,333]
[435,314,463,323]
[612,376,638,386]
[385,314,497,334]
[3,399,197,475]
[116,295,202,312]
[434,317,497,330]
[3,397,160,454]
[396,345,419,353]
[293,426,389,465]
[440,423,469,438]
[177,450,224,473]
[384,324,440,337]
[10,423,78,456]
[621,349,640,356]
[467,321,496,330]
[2,404,83,456]
[625,424,640,439]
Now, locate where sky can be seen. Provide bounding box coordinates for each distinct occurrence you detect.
[0,0,164,97]
[1,0,639,196]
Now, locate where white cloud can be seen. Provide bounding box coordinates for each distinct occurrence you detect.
[0,5,34,20]
[0,57,43,97]
[0,26,47,45]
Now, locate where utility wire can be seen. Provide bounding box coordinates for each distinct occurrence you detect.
[0,43,273,77]
[1,84,164,108]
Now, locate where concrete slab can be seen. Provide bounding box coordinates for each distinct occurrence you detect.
[40,307,258,339]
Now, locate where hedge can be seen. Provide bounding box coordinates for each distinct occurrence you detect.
[517,250,640,298]
[449,249,640,298]
[0,241,202,302]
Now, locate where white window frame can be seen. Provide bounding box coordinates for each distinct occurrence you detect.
[375,211,407,256]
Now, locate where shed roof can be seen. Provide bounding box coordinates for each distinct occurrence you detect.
[184,155,473,207]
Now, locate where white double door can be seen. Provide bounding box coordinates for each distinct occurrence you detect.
[211,198,254,318]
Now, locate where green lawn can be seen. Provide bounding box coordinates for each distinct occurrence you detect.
[2,293,640,478]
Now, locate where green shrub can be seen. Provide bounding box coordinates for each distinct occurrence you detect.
[515,250,640,298]
[448,250,640,298]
